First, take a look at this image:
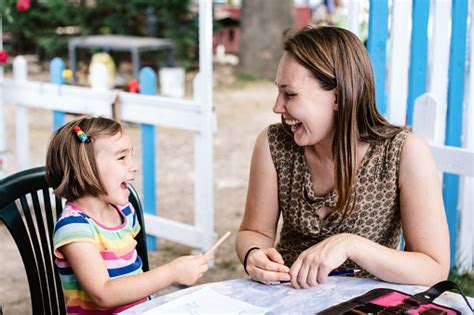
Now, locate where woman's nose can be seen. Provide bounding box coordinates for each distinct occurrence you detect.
[273,94,286,114]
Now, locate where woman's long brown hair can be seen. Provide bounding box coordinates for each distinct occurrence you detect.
[283,26,402,218]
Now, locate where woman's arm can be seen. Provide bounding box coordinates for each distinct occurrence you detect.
[235,128,290,283]
[289,134,449,288]
[61,242,210,308]
[351,133,450,285]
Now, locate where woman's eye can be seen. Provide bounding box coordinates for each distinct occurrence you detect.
[286,92,296,99]
[118,156,126,160]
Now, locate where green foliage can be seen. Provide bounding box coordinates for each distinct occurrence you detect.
[1,0,197,64]
[448,268,473,297]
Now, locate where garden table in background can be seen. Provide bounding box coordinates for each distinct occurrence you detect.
[68,35,175,80]
[120,276,474,314]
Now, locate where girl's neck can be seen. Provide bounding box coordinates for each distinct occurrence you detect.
[71,196,117,224]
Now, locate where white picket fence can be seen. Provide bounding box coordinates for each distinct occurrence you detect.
[348,0,473,272]
[0,0,217,254]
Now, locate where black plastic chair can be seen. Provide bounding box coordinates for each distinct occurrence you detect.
[0,166,149,315]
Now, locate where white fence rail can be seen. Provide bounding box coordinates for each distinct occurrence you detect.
[0,0,216,253]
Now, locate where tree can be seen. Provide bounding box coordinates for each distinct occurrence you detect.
[238,0,294,80]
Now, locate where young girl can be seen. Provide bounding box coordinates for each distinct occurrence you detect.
[47,116,211,314]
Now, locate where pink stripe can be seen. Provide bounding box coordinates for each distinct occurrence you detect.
[103,252,138,269]
[67,202,128,231]
[101,247,135,260]
[56,259,70,268]
[66,297,148,314]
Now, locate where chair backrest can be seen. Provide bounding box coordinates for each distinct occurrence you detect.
[0,166,149,315]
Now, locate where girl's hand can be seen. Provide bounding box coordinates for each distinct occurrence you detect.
[170,254,212,286]
[289,233,356,289]
[246,248,291,284]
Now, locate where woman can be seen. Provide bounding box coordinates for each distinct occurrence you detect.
[235,26,449,289]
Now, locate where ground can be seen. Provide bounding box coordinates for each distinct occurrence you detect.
[0,63,279,313]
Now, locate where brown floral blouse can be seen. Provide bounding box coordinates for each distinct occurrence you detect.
[268,123,410,278]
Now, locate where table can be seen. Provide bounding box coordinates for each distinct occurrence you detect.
[120,277,474,314]
[68,35,175,80]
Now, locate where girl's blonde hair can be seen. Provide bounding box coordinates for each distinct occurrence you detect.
[46,116,122,201]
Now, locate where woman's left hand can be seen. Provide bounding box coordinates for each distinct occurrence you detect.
[289,233,357,289]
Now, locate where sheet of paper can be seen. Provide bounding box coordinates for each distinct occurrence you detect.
[141,287,269,315]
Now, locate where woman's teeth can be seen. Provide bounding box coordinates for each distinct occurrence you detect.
[286,119,301,131]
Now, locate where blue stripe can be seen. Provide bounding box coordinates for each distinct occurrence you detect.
[54,214,89,232]
[122,205,132,216]
[406,0,430,125]
[107,255,143,278]
[367,0,389,116]
[444,0,468,267]
[58,266,74,275]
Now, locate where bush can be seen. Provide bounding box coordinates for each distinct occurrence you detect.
[1,0,197,66]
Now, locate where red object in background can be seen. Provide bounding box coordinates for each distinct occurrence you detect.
[16,0,31,11]
[0,50,8,63]
[127,80,140,93]
[213,5,312,54]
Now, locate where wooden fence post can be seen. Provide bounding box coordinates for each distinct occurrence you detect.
[13,56,29,171]
[367,0,388,116]
[444,0,468,268]
[139,67,158,251]
[50,57,65,130]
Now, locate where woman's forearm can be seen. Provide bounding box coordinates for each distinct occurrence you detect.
[235,229,275,263]
[349,235,449,286]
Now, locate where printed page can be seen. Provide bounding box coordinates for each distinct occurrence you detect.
[141,287,269,314]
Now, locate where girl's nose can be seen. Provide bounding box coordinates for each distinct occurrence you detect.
[129,160,138,173]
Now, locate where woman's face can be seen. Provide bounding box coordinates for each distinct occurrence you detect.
[273,52,336,147]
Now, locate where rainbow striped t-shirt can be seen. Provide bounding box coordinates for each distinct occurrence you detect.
[53,201,148,315]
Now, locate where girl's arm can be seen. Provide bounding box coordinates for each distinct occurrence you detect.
[61,242,210,309]
[235,128,290,283]
[289,133,450,288]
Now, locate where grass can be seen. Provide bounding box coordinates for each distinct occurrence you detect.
[448,268,474,297]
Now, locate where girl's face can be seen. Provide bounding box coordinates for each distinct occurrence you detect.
[94,132,137,206]
[273,52,337,147]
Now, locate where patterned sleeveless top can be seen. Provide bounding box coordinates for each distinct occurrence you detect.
[268,123,410,278]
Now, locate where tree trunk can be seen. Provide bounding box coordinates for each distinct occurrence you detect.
[239,0,295,80]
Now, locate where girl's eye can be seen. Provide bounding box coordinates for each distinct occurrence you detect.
[118,156,126,160]
[286,92,296,99]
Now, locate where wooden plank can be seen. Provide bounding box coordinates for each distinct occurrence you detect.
[143,214,207,249]
[430,145,474,177]
[13,57,30,171]
[444,0,468,267]
[387,0,412,126]
[139,67,158,251]
[456,5,474,272]
[412,93,439,143]
[406,0,429,126]
[427,0,451,145]
[2,80,204,131]
[367,0,389,116]
[50,57,66,130]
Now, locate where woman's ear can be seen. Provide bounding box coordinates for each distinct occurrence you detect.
[333,93,338,111]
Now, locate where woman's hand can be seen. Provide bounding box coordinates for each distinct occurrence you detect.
[170,254,212,286]
[290,233,356,289]
[246,248,291,284]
